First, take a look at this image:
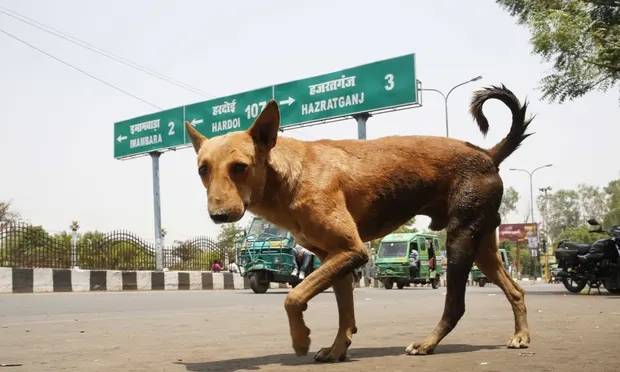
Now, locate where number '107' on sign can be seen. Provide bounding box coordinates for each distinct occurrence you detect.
[184,86,273,139]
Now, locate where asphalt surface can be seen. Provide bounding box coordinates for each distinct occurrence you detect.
[1,283,619,371]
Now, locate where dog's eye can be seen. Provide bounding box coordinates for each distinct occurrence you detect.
[230,162,248,175]
[198,165,209,177]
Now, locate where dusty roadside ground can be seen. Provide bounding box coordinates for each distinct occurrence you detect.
[1,284,619,371]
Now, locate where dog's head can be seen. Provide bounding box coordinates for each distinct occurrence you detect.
[185,101,280,224]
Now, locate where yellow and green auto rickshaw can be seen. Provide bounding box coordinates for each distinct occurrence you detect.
[374,232,443,289]
[237,217,319,293]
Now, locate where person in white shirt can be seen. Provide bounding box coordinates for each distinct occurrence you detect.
[228,259,239,273]
[409,248,419,278]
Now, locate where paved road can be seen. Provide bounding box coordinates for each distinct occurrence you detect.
[1,284,619,371]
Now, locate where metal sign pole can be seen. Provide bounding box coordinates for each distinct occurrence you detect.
[150,152,163,271]
[353,112,370,140]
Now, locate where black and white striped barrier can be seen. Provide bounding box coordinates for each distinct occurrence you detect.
[0,267,378,293]
[0,267,248,293]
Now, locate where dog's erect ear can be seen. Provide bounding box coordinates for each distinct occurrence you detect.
[185,121,207,153]
[248,100,280,150]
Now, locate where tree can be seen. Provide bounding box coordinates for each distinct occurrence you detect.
[556,225,607,243]
[496,0,620,102]
[577,184,609,222]
[499,187,520,221]
[542,189,582,241]
[217,223,244,260]
[0,201,20,229]
[604,178,620,226]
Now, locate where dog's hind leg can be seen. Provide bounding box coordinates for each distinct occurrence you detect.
[314,271,357,362]
[475,232,530,348]
[406,224,477,355]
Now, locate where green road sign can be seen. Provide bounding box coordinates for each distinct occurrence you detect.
[114,106,184,158]
[274,54,416,127]
[185,86,273,139]
[114,54,417,159]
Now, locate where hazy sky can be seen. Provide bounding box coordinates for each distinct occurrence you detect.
[1,0,618,243]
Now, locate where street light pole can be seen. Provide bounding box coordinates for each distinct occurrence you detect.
[509,164,553,224]
[510,164,553,279]
[420,75,482,137]
[539,186,552,282]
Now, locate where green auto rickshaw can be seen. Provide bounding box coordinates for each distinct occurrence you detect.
[237,217,319,293]
[374,232,443,289]
[470,248,510,287]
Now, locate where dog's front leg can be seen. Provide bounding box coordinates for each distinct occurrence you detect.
[284,249,367,361]
[314,271,357,362]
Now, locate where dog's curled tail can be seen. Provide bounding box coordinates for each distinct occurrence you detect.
[469,85,533,166]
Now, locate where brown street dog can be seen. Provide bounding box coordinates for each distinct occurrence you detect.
[185,85,532,362]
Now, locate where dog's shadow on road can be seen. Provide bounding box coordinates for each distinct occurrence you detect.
[179,344,502,371]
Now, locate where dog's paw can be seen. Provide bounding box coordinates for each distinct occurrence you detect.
[507,332,530,349]
[314,346,347,363]
[292,327,311,356]
[405,341,435,355]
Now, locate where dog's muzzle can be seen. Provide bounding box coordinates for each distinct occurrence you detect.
[210,213,233,224]
[209,206,246,224]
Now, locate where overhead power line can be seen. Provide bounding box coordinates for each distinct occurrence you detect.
[0,27,163,110]
[0,6,211,97]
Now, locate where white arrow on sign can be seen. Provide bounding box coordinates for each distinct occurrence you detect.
[279,96,295,106]
[189,118,204,126]
[116,135,127,143]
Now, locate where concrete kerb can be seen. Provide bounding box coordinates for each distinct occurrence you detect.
[0,268,250,294]
[0,267,382,294]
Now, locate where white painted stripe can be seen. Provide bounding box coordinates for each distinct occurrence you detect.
[189,272,202,290]
[164,271,178,290]
[0,267,12,293]
[71,269,90,292]
[269,282,280,289]
[212,272,224,289]
[233,273,244,289]
[136,271,151,290]
[33,268,53,293]
[107,270,122,291]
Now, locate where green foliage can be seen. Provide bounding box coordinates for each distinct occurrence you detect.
[604,178,620,226]
[0,225,71,268]
[496,0,620,102]
[217,223,244,259]
[556,225,608,243]
[501,240,538,278]
[577,184,609,221]
[393,218,418,234]
[499,186,520,221]
[0,201,20,229]
[542,189,582,241]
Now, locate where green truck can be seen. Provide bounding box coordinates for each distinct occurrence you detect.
[237,217,319,293]
[374,232,443,289]
[470,249,510,287]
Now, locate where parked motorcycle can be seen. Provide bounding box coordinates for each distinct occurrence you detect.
[554,219,620,294]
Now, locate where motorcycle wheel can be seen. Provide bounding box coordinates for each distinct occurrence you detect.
[603,280,620,294]
[562,277,587,293]
[431,276,440,289]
